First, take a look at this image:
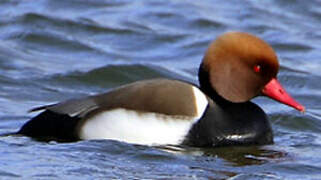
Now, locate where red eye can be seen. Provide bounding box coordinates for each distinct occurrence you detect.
[254,65,261,73]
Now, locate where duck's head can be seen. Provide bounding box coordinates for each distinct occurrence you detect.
[199,32,304,112]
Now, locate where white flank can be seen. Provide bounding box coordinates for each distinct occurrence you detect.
[192,86,208,118]
[79,108,197,146]
[78,87,209,146]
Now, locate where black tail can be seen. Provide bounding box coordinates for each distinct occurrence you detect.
[17,110,81,142]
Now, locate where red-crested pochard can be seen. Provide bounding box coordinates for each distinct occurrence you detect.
[17,32,305,147]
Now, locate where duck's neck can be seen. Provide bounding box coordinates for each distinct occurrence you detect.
[198,64,234,107]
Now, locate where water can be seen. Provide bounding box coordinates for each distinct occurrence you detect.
[1,0,321,179]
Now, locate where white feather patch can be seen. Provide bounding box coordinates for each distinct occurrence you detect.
[192,86,208,118]
[78,108,198,146]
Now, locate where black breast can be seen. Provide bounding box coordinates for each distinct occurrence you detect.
[182,100,273,147]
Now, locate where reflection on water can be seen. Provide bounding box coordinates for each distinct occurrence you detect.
[157,145,289,166]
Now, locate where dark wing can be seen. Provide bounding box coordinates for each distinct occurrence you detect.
[29,97,98,118]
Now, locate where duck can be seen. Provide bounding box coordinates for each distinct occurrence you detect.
[17,32,305,147]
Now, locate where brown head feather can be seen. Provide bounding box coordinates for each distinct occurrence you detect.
[201,32,279,102]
